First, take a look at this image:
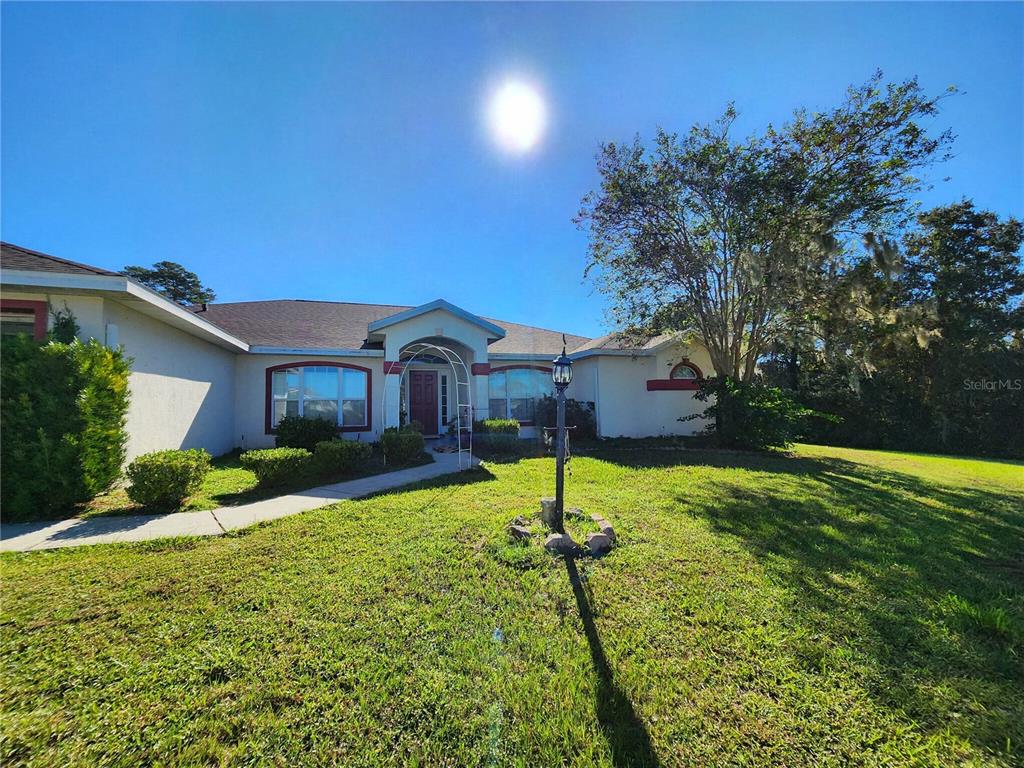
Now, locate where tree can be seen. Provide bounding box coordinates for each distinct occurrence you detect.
[576,72,955,382]
[122,261,216,305]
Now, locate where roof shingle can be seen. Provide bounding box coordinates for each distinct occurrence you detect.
[1,242,119,276]
[194,300,591,355]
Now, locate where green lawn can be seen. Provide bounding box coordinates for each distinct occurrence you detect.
[2,444,1021,766]
[81,450,433,518]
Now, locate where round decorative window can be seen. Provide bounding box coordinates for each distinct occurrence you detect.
[670,362,701,380]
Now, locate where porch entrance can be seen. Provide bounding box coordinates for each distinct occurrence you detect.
[408,370,438,435]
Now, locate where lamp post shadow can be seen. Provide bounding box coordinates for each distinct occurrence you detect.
[565,557,661,768]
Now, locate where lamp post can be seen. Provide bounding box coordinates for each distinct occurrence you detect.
[551,340,574,535]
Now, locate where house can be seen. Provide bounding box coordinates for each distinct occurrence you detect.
[1,242,712,460]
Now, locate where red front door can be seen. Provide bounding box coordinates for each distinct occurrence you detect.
[408,370,438,435]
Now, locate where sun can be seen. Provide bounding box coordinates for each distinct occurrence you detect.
[487,80,547,154]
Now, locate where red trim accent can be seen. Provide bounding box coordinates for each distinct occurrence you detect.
[647,379,699,391]
[471,363,491,376]
[264,361,373,435]
[669,360,704,379]
[1,299,47,341]
[383,361,405,375]
[489,364,552,374]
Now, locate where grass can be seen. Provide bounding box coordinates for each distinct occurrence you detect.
[1,444,1021,766]
[80,449,434,519]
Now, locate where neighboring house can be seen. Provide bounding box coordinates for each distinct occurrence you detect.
[1,242,712,459]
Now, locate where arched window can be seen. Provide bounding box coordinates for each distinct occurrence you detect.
[265,362,371,433]
[488,366,553,422]
[670,361,702,381]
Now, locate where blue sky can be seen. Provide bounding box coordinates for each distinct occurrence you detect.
[2,2,1021,338]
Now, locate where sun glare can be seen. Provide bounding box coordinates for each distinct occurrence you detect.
[487,80,546,153]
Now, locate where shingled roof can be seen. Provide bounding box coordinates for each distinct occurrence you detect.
[194,299,592,355]
[1,242,119,276]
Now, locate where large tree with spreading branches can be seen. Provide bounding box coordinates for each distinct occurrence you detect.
[576,72,956,381]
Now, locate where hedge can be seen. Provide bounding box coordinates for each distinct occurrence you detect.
[312,439,372,476]
[381,426,425,465]
[126,449,211,510]
[1,336,131,521]
[473,418,520,435]
[240,447,313,486]
[275,415,339,451]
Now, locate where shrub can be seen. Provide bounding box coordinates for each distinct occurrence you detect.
[381,426,425,465]
[126,449,211,510]
[534,396,597,440]
[274,415,338,451]
[240,447,313,486]
[312,439,372,476]
[690,376,818,451]
[473,418,520,435]
[1,335,131,521]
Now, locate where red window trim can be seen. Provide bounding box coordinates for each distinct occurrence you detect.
[265,361,373,435]
[470,362,490,376]
[647,360,704,391]
[1,299,47,341]
[489,365,553,425]
[489,364,553,374]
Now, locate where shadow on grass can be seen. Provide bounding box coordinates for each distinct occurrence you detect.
[565,557,661,768]
[598,448,1024,757]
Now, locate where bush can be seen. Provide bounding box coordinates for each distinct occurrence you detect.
[690,377,817,451]
[1,336,131,521]
[534,396,597,440]
[125,449,211,510]
[239,447,313,486]
[381,426,425,465]
[274,415,338,451]
[312,439,372,476]
[473,418,520,435]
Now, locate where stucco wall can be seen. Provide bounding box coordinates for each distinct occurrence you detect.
[1,290,106,341]
[591,340,713,438]
[104,299,238,459]
[234,354,385,450]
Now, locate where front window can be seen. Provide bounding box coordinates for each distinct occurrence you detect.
[0,301,45,341]
[270,365,368,429]
[0,309,37,338]
[488,368,553,422]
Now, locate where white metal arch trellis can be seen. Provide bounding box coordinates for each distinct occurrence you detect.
[381,342,473,469]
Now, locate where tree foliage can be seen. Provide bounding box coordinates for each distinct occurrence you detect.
[577,72,955,381]
[1,336,131,520]
[771,202,1024,457]
[123,261,217,305]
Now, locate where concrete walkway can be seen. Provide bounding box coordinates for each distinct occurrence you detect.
[1,452,476,552]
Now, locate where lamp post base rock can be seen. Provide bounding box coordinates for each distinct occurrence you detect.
[539,497,558,530]
[544,532,579,555]
[508,524,532,541]
[586,532,614,556]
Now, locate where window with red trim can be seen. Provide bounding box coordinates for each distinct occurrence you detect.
[266,362,371,433]
[0,300,47,341]
[488,366,553,423]
[670,362,702,381]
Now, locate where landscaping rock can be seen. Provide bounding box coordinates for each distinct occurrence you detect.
[539,497,557,528]
[510,515,528,527]
[566,507,585,519]
[544,532,579,555]
[508,524,532,541]
[586,532,614,556]
[589,513,616,542]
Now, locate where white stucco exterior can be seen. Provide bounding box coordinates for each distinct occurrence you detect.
[2,267,716,464]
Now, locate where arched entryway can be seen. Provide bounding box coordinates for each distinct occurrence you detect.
[381,341,474,469]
